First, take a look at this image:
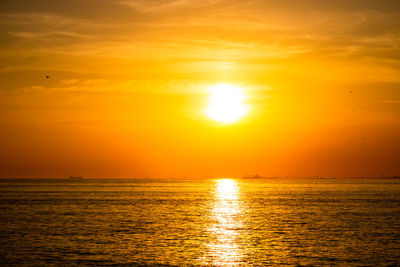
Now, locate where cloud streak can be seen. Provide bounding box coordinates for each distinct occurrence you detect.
[0,0,399,86]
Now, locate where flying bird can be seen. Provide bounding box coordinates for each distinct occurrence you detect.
[45,75,50,79]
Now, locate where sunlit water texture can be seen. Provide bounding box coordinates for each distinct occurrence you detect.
[0,178,400,266]
[203,179,243,265]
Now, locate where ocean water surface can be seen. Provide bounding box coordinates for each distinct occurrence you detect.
[0,178,399,266]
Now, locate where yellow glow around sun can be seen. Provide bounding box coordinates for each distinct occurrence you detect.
[205,84,249,124]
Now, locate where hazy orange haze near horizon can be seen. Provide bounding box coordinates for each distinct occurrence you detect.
[0,0,399,178]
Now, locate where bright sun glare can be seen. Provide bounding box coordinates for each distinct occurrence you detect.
[205,84,249,124]
[216,179,238,200]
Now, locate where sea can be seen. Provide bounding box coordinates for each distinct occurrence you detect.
[0,178,399,266]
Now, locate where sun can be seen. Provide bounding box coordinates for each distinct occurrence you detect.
[205,83,249,124]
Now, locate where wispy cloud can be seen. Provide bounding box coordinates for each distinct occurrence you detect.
[0,0,399,84]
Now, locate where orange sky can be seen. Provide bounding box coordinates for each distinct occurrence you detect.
[0,0,399,178]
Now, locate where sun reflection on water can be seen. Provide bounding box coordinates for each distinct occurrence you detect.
[204,179,243,266]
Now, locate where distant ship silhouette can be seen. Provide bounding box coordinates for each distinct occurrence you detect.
[242,174,276,179]
[69,176,83,180]
[242,174,263,179]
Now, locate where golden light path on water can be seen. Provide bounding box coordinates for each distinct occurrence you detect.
[205,179,244,265]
